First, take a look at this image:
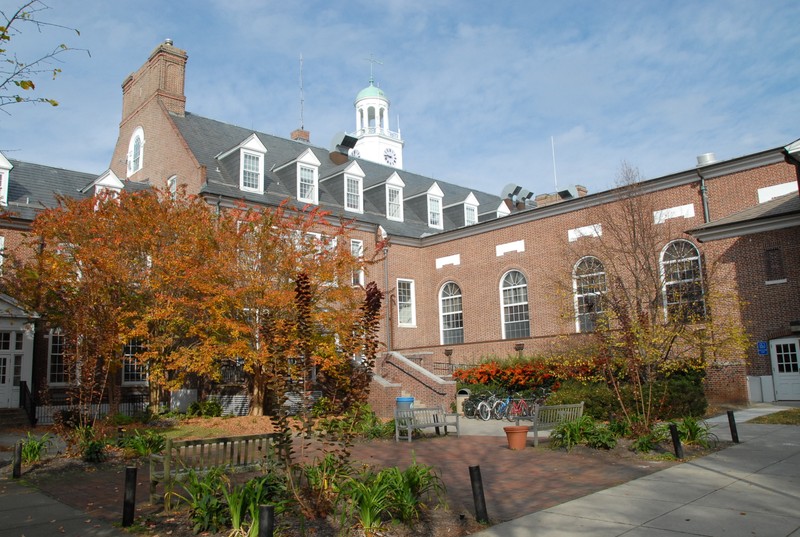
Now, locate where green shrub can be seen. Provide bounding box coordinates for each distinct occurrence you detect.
[677,416,717,448]
[187,399,223,418]
[657,373,707,419]
[174,467,230,533]
[123,429,166,457]
[73,425,107,462]
[584,424,618,450]
[546,380,618,420]
[550,415,596,451]
[21,432,53,463]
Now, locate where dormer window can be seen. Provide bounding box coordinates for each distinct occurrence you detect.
[241,151,262,192]
[345,174,363,212]
[294,149,321,205]
[127,127,145,177]
[427,182,444,229]
[385,173,405,222]
[464,193,479,226]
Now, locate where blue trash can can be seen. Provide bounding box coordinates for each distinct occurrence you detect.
[396,396,414,410]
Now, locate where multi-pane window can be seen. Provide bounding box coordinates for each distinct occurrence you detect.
[132,137,142,171]
[345,175,362,212]
[501,270,530,339]
[464,205,478,226]
[661,240,705,319]
[127,127,144,176]
[764,248,786,282]
[428,196,442,228]
[574,256,606,333]
[298,165,317,203]
[122,341,147,385]
[350,239,364,286]
[774,342,799,373]
[48,329,67,385]
[387,186,403,221]
[440,282,464,344]
[167,176,178,200]
[397,279,416,326]
[242,152,261,191]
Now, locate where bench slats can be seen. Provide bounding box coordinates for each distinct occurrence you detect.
[515,402,584,447]
[394,406,460,442]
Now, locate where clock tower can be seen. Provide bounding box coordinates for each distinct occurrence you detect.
[349,75,404,169]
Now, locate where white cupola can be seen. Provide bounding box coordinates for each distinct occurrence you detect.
[349,75,404,169]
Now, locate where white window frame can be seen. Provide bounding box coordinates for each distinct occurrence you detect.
[464,204,478,226]
[439,282,464,345]
[345,174,363,213]
[0,235,4,273]
[122,340,148,386]
[428,195,443,229]
[350,239,364,286]
[387,185,404,221]
[298,164,318,204]
[573,256,606,333]
[47,329,68,386]
[500,270,530,339]
[0,169,7,207]
[127,127,145,177]
[660,239,705,319]
[240,150,263,193]
[397,278,416,327]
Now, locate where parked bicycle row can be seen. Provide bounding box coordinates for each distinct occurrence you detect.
[461,388,550,421]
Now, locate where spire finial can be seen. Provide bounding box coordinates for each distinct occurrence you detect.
[365,53,383,85]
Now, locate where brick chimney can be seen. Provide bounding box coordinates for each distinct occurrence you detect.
[291,129,310,142]
[121,39,188,123]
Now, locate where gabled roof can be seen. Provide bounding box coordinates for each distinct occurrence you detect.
[5,159,149,222]
[687,192,800,242]
[171,112,504,238]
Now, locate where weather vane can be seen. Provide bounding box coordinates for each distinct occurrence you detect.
[365,53,383,84]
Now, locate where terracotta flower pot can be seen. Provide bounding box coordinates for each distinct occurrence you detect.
[503,425,529,450]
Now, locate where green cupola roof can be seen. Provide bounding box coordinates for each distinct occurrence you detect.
[355,79,388,103]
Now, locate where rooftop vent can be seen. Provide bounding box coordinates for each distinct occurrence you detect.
[164,38,173,46]
[696,153,717,167]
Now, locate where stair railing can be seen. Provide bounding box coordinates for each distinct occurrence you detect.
[19,381,37,426]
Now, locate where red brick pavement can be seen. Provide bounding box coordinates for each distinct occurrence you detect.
[25,434,674,526]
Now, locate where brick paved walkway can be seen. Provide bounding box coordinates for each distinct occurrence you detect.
[22,434,674,526]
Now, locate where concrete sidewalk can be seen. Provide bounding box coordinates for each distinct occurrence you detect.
[471,409,800,536]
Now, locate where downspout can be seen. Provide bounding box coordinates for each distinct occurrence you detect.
[698,171,710,224]
[378,225,392,351]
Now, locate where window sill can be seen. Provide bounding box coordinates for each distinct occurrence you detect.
[765,279,788,286]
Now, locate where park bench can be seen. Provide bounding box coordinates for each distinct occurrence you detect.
[149,433,279,503]
[515,401,585,447]
[394,405,460,442]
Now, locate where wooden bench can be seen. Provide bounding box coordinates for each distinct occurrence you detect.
[515,402,585,447]
[394,406,460,442]
[149,433,279,504]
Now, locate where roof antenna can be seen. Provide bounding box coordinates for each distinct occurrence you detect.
[551,135,559,191]
[299,54,305,130]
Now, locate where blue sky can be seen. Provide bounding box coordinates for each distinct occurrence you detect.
[2,0,799,198]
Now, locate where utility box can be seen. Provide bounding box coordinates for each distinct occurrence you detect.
[456,388,471,415]
[396,396,414,411]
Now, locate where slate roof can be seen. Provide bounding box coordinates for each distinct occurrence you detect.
[171,112,504,239]
[6,159,149,222]
[687,191,800,242]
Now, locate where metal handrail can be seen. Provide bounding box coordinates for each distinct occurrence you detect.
[19,381,37,426]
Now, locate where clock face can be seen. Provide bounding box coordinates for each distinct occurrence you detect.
[384,148,397,166]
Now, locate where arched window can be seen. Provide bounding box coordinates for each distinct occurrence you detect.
[127,127,144,176]
[501,270,530,339]
[574,256,606,333]
[661,240,705,319]
[440,282,464,345]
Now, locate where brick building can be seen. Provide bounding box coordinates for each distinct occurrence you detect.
[1,40,798,418]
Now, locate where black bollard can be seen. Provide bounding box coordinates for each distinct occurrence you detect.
[122,466,137,527]
[12,441,22,479]
[669,423,684,459]
[259,504,275,537]
[727,410,739,443]
[469,465,489,524]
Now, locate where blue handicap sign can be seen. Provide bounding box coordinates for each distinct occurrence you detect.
[757,341,768,355]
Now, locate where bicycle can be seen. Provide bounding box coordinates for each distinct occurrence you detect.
[476,392,500,421]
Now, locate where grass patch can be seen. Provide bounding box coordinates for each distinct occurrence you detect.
[748,408,800,425]
[161,423,230,440]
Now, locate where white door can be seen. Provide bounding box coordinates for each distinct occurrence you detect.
[771,338,800,401]
[0,355,11,407]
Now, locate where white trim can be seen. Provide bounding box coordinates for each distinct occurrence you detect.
[240,150,263,193]
[386,184,404,222]
[350,239,364,286]
[396,278,416,327]
[345,173,363,213]
[496,240,525,257]
[568,224,602,242]
[439,281,464,345]
[757,182,798,204]
[653,203,695,224]
[127,127,145,177]
[435,254,461,269]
